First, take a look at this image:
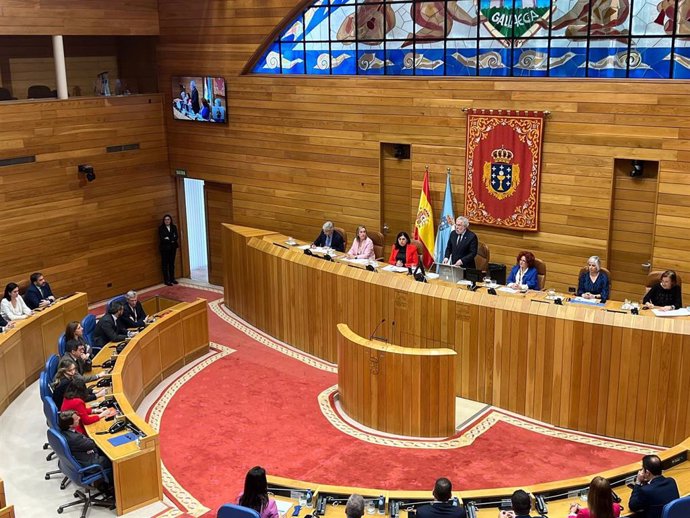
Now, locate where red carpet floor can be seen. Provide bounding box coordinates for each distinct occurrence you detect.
[128,285,659,517]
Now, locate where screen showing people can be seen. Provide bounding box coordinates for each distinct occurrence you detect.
[172,76,227,123]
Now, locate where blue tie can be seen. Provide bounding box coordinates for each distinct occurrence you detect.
[326,235,332,247]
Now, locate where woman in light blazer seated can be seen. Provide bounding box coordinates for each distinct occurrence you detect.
[506,251,539,290]
[1,282,33,321]
[346,225,375,260]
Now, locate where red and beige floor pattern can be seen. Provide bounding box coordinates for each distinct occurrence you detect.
[128,284,661,518]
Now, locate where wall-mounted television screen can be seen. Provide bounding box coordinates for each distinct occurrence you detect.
[172,76,227,123]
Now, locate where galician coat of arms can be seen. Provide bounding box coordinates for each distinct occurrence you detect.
[483,146,520,200]
[479,0,553,47]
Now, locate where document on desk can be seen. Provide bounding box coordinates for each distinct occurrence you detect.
[297,245,310,250]
[498,286,519,293]
[570,296,602,305]
[107,432,139,447]
[381,265,409,273]
[275,499,293,517]
[652,308,690,317]
[342,258,371,266]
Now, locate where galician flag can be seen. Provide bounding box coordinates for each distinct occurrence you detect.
[414,166,435,268]
[434,168,455,266]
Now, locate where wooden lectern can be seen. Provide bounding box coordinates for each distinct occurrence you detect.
[337,323,457,438]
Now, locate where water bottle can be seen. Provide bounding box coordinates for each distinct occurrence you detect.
[306,489,313,508]
[377,496,385,515]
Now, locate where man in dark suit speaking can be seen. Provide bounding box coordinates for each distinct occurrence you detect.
[93,301,129,348]
[416,478,466,518]
[629,454,679,518]
[442,216,478,269]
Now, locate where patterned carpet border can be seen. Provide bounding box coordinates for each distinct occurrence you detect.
[147,342,235,517]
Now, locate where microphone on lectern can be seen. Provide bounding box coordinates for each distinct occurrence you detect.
[369,318,386,341]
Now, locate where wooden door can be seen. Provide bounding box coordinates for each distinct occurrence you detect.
[607,160,659,302]
[204,182,234,286]
[380,144,412,251]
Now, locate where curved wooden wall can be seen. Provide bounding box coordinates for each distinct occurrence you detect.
[223,224,690,447]
[338,324,456,438]
[157,0,690,302]
[0,95,178,302]
[0,293,88,414]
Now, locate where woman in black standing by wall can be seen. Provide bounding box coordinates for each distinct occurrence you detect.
[159,214,179,286]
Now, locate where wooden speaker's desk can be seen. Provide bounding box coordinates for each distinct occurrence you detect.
[86,297,209,515]
[0,292,88,414]
[223,224,690,447]
[337,323,456,437]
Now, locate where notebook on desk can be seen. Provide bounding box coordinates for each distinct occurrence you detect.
[436,263,464,283]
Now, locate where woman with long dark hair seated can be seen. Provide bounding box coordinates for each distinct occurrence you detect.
[60,378,111,434]
[388,231,419,268]
[237,466,280,518]
[568,476,622,518]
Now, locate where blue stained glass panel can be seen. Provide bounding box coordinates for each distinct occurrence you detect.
[281,43,306,74]
[445,47,479,76]
[254,43,283,74]
[356,49,387,74]
[306,43,332,74]
[513,40,550,77]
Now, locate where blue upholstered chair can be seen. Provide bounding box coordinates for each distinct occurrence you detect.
[45,354,59,382]
[46,428,114,514]
[662,496,690,518]
[106,295,126,315]
[42,395,69,488]
[218,504,261,518]
[81,313,96,351]
[58,333,67,356]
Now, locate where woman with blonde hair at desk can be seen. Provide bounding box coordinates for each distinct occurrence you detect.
[568,476,621,518]
[577,256,609,303]
[1,282,33,321]
[346,225,375,260]
[237,466,280,518]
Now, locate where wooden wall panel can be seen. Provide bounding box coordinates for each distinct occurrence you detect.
[0,95,177,301]
[205,182,234,286]
[0,0,160,36]
[157,0,690,300]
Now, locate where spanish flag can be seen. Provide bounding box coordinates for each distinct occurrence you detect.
[414,166,435,268]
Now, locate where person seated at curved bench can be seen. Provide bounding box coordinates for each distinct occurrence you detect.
[443,217,477,269]
[61,321,104,382]
[643,270,683,312]
[577,256,609,303]
[92,301,128,349]
[61,378,110,434]
[312,220,345,252]
[568,476,622,518]
[347,225,375,260]
[506,251,539,291]
[388,231,419,268]
[24,271,55,309]
[52,359,104,409]
[417,477,466,518]
[0,313,15,333]
[629,454,679,518]
[121,290,149,329]
[237,466,280,518]
[346,494,365,518]
[498,489,534,518]
[0,282,33,321]
[58,410,114,496]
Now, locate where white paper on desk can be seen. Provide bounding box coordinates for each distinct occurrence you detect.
[498,286,518,293]
[382,265,409,273]
[652,308,690,317]
[297,244,310,250]
[425,272,439,280]
[275,499,293,517]
[571,296,600,304]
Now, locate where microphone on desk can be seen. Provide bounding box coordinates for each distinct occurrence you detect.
[369,318,386,341]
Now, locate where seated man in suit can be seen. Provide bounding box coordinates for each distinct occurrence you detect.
[0,313,15,333]
[416,477,466,518]
[121,290,149,329]
[60,340,102,382]
[24,272,56,309]
[92,301,129,349]
[312,221,345,252]
[442,216,478,269]
[58,410,113,496]
[499,490,534,518]
[629,454,679,518]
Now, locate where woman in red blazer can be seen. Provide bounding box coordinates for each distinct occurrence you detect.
[388,231,419,267]
[61,378,110,434]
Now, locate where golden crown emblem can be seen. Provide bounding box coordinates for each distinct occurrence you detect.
[491,146,514,164]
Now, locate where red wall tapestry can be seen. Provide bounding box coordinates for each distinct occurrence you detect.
[464,109,546,231]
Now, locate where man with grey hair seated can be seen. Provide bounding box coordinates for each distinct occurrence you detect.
[312,220,345,252]
[345,494,365,518]
[121,290,149,329]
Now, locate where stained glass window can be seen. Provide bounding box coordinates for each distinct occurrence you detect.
[250,0,690,78]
